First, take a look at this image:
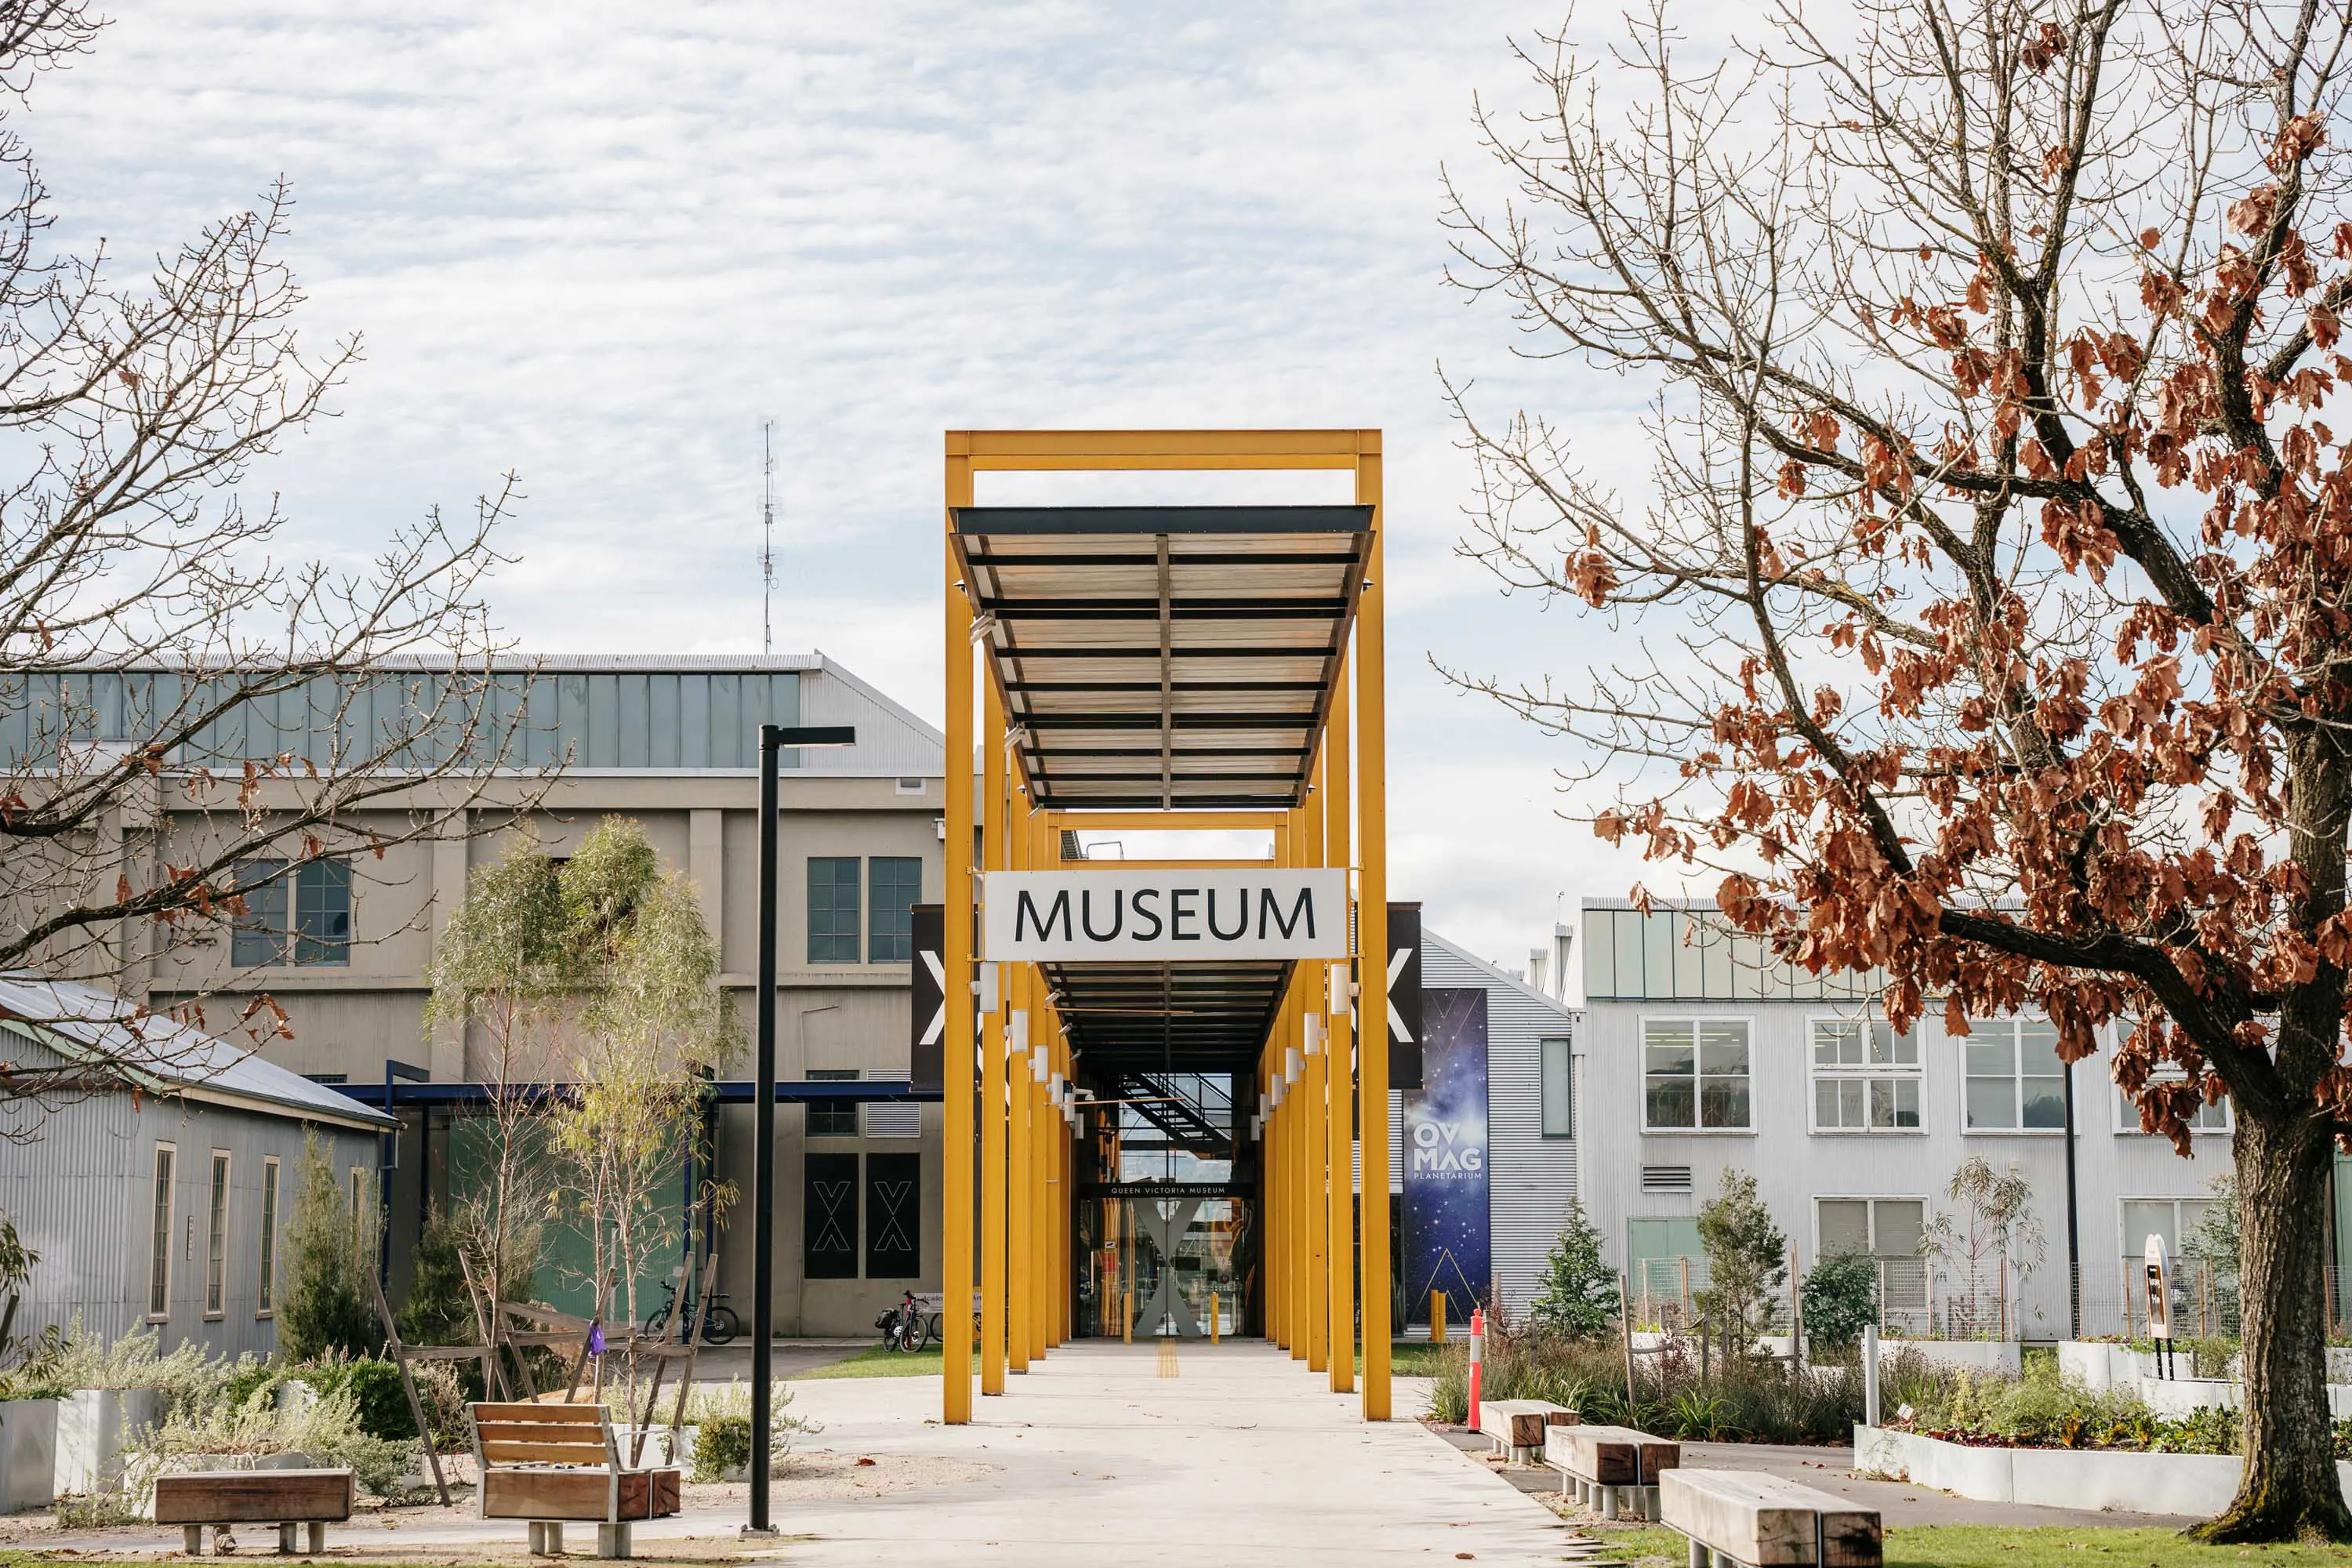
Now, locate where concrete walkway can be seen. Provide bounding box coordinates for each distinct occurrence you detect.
[37,1341,1581,1566]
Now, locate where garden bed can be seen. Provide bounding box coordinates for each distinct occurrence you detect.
[1854,1424,2352,1515]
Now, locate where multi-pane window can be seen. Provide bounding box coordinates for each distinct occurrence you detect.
[2122,1196,2214,1275]
[1540,1037,1573,1138]
[808,858,861,964]
[204,1152,230,1318]
[147,1144,176,1319]
[257,1157,280,1316]
[1964,1018,2067,1131]
[867,858,923,963]
[2115,1069,2230,1134]
[807,1068,859,1138]
[1642,1018,1751,1130]
[1811,1018,1922,1132]
[1817,1196,1929,1321]
[231,858,352,966]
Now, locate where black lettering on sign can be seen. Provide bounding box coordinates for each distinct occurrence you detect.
[1080,888,1123,941]
[1260,885,1316,942]
[1171,887,1200,940]
[1016,888,1072,943]
[1207,888,1247,940]
[1131,887,1164,940]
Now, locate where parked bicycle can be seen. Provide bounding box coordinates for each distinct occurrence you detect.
[875,1290,931,1352]
[641,1276,741,1345]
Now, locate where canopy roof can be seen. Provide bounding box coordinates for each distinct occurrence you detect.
[951,505,1371,812]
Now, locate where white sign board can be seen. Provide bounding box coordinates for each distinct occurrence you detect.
[2143,1233,2172,1341]
[982,869,1350,962]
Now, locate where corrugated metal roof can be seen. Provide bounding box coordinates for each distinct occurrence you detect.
[0,973,395,1130]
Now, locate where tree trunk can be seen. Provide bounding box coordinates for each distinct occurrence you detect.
[2191,1109,2351,1543]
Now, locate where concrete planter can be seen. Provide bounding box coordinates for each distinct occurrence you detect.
[2057,1341,2141,1390]
[2133,1375,2352,1421]
[56,1388,163,1496]
[0,1397,59,1512]
[1854,1424,2352,1516]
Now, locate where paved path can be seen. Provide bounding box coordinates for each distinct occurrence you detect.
[41,1342,1583,1566]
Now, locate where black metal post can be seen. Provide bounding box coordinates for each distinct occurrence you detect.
[749,723,782,1534]
[2062,1054,2082,1340]
[745,721,853,1537]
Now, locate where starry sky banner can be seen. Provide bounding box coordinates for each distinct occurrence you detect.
[1403,986,1490,1323]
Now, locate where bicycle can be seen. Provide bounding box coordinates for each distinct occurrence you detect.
[641,1276,742,1345]
[874,1292,931,1352]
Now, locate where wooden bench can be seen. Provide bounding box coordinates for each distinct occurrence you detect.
[468,1401,681,1559]
[153,1468,353,1556]
[1545,1423,1679,1519]
[1478,1399,1577,1464]
[1659,1468,1882,1566]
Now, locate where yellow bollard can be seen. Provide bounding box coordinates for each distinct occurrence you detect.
[1431,1290,1447,1345]
[1210,1290,1221,1345]
[1123,1286,1133,1345]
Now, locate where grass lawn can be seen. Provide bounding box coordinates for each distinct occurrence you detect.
[1599,1525,2352,1566]
[786,1345,942,1379]
[1351,1341,1448,1376]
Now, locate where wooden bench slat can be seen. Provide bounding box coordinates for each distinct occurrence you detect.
[481,1467,679,1523]
[476,1421,612,1443]
[1660,1469,1882,1568]
[481,1441,619,1465]
[152,1470,354,1526]
[471,1401,604,1422]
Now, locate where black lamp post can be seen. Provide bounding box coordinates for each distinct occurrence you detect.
[747,722,855,1537]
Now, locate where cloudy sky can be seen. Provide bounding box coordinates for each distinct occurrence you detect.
[30,0,1680,981]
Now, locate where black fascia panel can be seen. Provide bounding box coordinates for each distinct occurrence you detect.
[953,505,1373,536]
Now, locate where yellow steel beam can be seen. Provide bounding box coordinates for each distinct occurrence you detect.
[982,679,1010,1398]
[943,454,977,1425]
[1302,793,1330,1376]
[948,428,1374,466]
[1007,799,1033,1377]
[1324,648,1356,1395]
[1356,445,1392,1422]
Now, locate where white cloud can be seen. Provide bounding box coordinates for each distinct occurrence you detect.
[24,0,1721,956]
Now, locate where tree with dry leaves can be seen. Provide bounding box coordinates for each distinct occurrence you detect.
[1446,0,2352,1541]
[0,2,544,1121]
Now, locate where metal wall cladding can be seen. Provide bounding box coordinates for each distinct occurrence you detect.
[1422,937,1581,1318]
[0,1093,378,1360]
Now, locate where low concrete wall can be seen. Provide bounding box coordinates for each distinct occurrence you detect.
[1854,1425,2352,1516]
[2057,1341,2140,1390]
[2134,1375,2352,1421]
[1878,1339,2020,1374]
[56,1388,162,1496]
[0,1398,57,1511]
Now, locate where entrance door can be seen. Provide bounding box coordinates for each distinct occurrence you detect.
[1078,1193,1250,1338]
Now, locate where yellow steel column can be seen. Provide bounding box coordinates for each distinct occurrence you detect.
[1302,793,1330,1376]
[1356,434,1392,1421]
[1291,967,1311,1364]
[1268,1059,1286,1348]
[1007,796,1032,1376]
[942,445,976,1425]
[1324,648,1356,1394]
[1029,811,1054,1363]
[980,678,1009,1397]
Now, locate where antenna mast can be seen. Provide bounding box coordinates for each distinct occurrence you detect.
[761,419,777,656]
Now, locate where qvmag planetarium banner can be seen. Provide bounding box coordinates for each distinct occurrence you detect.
[1402,987,1490,1323]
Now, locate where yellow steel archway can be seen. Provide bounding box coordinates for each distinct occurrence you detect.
[940,429,1392,1423]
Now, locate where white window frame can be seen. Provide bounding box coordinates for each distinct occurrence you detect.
[1806,1013,1924,1135]
[203,1150,231,1319]
[147,1142,176,1321]
[1960,1016,2070,1135]
[256,1156,280,1318]
[2118,1195,2216,1271]
[1639,1015,1755,1133]
[1812,1193,1929,1257]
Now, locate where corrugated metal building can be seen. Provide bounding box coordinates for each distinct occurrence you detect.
[0,975,393,1358]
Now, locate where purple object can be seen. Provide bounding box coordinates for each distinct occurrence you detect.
[588,1323,606,1356]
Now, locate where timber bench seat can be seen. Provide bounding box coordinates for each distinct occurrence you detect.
[1477,1399,1577,1464]
[467,1401,680,1559]
[1658,1468,1882,1567]
[1546,1423,1679,1520]
[153,1468,353,1556]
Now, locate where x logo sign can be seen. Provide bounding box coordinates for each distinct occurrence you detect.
[1386,945,1414,1043]
[919,949,946,1045]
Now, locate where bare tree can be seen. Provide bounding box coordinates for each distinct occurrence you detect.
[0,5,547,1112]
[1446,0,2352,1540]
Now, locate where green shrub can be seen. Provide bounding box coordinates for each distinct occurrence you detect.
[397,1205,480,1346]
[683,1378,816,1480]
[297,1359,416,1442]
[1527,1199,1618,1341]
[278,1136,381,1363]
[1798,1251,1878,1352]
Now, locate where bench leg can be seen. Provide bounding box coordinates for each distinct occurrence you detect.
[1687,1541,1707,1568]
[595,1523,632,1559]
[278,1524,298,1555]
[183,1526,205,1557]
[1600,1485,1620,1520]
[306,1525,325,1555]
[545,1523,565,1555]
